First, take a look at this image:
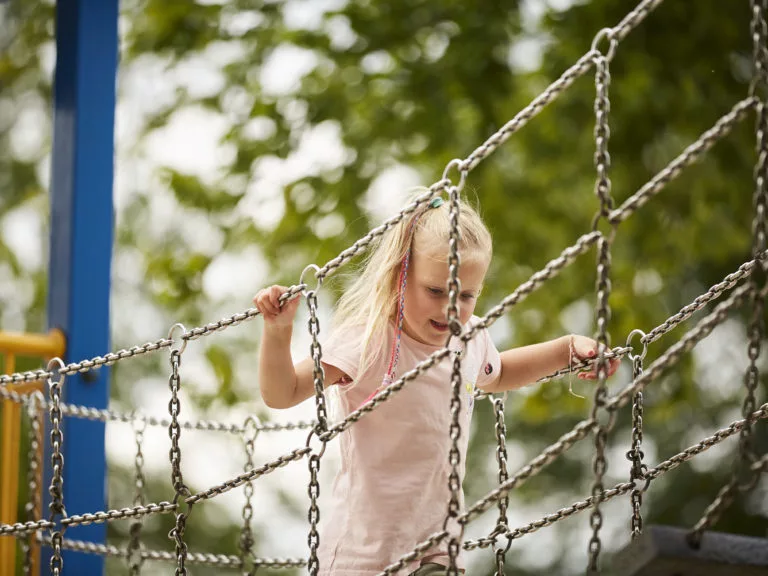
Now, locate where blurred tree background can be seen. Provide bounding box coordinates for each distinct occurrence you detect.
[1,0,766,574]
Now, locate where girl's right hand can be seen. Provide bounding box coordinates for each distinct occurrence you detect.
[253,285,301,328]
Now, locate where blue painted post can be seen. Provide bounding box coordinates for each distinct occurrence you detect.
[46,0,118,573]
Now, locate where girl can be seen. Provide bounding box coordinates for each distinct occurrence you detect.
[254,193,619,575]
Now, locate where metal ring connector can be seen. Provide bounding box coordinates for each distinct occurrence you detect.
[305,428,327,459]
[46,357,66,387]
[300,264,322,294]
[591,27,617,61]
[167,323,188,355]
[625,329,648,361]
[243,415,262,443]
[441,158,468,193]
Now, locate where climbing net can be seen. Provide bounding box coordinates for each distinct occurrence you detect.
[2,0,768,574]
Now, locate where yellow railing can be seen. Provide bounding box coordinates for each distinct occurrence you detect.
[0,329,66,576]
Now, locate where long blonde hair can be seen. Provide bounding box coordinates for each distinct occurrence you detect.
[332,188,493,378]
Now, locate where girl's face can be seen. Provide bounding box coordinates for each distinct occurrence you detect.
[401,245,489,347]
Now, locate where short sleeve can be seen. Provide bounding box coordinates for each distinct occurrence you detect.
[475,325,501,389]
[321,324,365,382]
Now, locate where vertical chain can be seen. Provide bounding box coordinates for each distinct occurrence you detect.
[47,365,66,576]
[744,0,768,471]
[127,418,147,575]
[626,355,647,539]
[305,289,328,575]
[167,346,191,575]
[22,393,42,576]
[445,184,464,575]
[306,290,329,434]
[307,450,322,576]
[492,396,510,575]
[239,416,259,576]
[587,36,617,574]
[689,3,768,545]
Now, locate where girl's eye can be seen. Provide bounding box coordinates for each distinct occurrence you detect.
[427,287,443,295]
[460,293,475,301]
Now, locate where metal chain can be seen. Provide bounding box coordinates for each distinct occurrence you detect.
[304,285,329,575]
[240,417,259,576]
[127,419,147,575]
[464,232,602,339]
[463,400,768,553]
[170,512,189,576]
[688,9,768,544]
[606,281,753,413]
[22,393,42,576]
[626,354,647,539]
[306,290,329,434]
[44,535,307,568]
[166,335,191,575]
[587,34,617,572]
[47,362,66,576]
[444,183,465,575]
[610,97,757,224]
[492,396,511,575]
[307,450,322,576]
[1,502,177,535]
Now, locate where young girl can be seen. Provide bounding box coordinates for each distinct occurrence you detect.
[254,193,619,575]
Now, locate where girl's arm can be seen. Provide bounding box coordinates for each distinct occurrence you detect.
[255,285,345,409]
[480,335,619,394]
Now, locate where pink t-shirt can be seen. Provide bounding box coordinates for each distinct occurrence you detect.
[317,317,501,575]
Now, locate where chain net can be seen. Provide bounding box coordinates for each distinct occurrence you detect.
[1,0,767,573]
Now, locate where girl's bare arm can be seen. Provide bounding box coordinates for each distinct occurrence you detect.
[480,335,619,393]
[255,286,345,409]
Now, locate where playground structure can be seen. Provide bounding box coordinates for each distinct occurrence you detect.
[1,0,768,575]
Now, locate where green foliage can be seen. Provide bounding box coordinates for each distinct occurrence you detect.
[2,0,767,574]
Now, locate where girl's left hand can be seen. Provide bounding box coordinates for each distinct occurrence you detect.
[569,335,621,380]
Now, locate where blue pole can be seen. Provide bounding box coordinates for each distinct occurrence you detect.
[46,0,118,573]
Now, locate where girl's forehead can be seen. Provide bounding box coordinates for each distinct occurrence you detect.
[412,246,489,281]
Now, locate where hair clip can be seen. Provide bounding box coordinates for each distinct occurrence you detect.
[429,197,444,209]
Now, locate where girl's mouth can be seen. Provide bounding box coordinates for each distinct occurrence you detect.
[430,319,449,332]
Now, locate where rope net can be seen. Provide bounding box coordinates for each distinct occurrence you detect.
[2,0,768,573]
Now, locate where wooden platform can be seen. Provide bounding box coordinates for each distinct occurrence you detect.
[608,525,768,576]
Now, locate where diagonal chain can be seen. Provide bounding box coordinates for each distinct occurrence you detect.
[610,97,758,224]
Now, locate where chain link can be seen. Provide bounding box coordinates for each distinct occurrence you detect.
[587,40,617,572]
[304,286,329,576]
[443,184,464,575]
[42,535,307,567]
[47,362,66,576]
[626,354,647,539]
[606,281,754,413]
[22,393,42,576]
[167,341,191,575]
[610,97,758,224]
[306,290,329,433]
[240,416,259,576]
[464,401,768,553]
[307,451,322,575]
[688,13,768,544]
[128,419,147,575]
[492,396,510,575]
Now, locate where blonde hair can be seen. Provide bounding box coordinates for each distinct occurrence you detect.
[332,188,493,378]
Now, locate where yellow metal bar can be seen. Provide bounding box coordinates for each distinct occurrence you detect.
[0,354,20,574]
[0,328,66,359]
